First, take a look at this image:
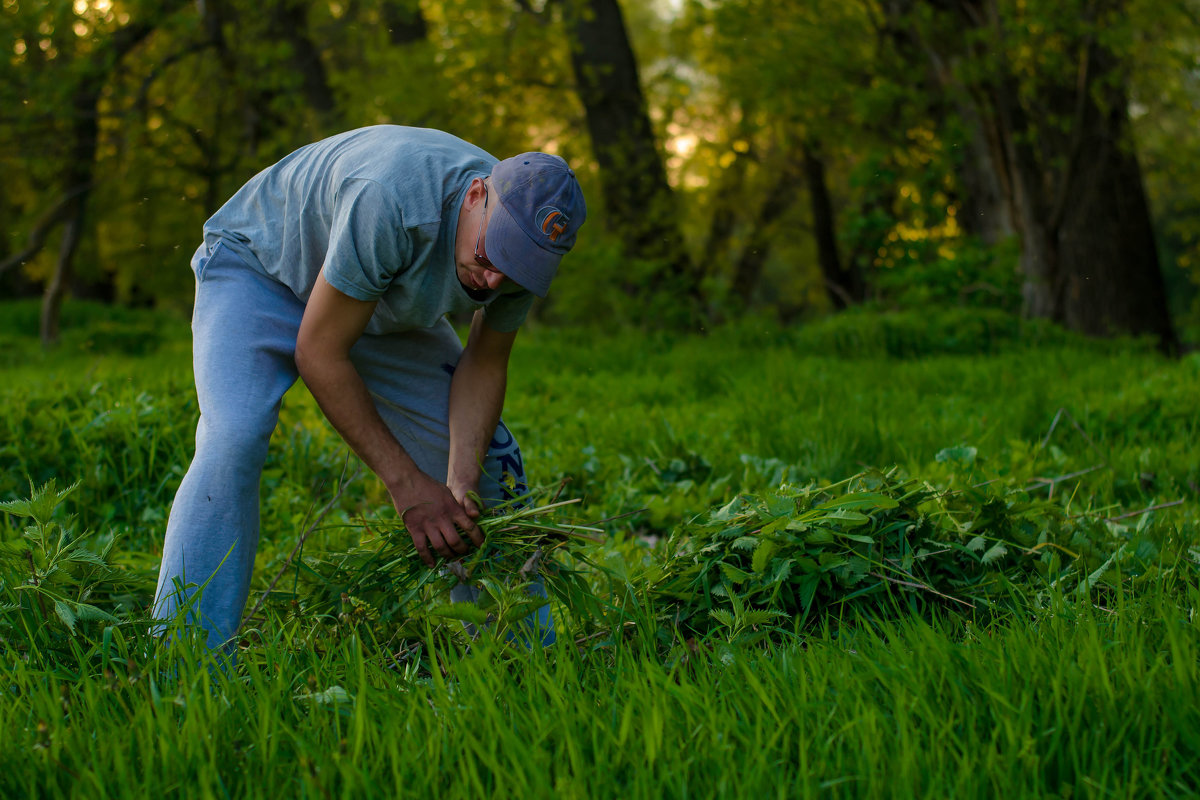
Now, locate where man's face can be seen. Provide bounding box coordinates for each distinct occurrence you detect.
[456,178,511,293]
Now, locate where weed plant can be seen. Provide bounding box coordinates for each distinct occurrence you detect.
[2,302,1198,796]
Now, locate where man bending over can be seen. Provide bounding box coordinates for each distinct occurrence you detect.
[153,125,586,652]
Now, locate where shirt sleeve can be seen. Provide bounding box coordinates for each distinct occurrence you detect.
[482,289,536,332]
[321,178,412,301]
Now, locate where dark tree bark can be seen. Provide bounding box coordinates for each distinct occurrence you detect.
[946,98,1014,246]
[32,8,185,345]
[562,0,696,297]
[381,0,428,45]
[878,1,1014,246]
[270,0,337,118]
[802,142,865,309]
[730,159,801,307]
[903,0,1177,352]
[697,142,751,286]
[711,134,864,311]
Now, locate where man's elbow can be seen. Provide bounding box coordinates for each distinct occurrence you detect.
[293,336,324,382]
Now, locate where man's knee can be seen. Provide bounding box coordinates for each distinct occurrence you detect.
[195,415,275,468]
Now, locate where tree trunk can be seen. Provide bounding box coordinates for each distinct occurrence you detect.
[802,141,865,309]
[730,159,801,307]
[34,8,181,345]
[271,0,337,118]
[910,0,1177,352]
[882,0,1014,246]
[1045,73,1175,349]
[943,95,1014,246]
[562,0,696,296]
[41,210,84,344]
[40,83,100,346]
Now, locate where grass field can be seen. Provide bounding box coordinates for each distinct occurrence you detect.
[2,301,1199,798]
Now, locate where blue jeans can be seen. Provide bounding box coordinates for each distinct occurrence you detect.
[153,241,552,650]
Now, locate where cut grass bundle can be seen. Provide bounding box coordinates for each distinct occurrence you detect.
[271,493,611,649]
[648,467,1196,645]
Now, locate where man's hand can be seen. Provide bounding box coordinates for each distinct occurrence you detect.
[391,474,484,567]
[449,481,484,521]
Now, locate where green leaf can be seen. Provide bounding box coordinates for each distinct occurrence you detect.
[804,527,835,545]
[966,535,987,553]
[818,553,847,569]
[827,509,871,527]
[836,556,870,586]
[798,574,820,612]
[0,480,80,526]
[65,547,108,568]
[981,543,1008,565]
[731,536,758,552]
[752,540,779,574]
[0,540,31,557]
[769,558,794,584]
[73,603,118,623]
[793,557,819,574]
[709,608,736,628]
[765,495,796,518]
[740,609,783,627]
[720,562,752,584]
[834,531,877,544]
[816,493,900,512]
[54,599,77,633]
[709,497,750,522]
[295,685,355,706]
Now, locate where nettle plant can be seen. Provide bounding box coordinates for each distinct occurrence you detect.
[647,467,1188,647]
[0,480,147,657]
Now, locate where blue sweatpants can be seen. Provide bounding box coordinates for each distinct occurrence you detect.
[153,241,551,651]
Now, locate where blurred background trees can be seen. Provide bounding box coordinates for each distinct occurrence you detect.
[2,0,1198,350]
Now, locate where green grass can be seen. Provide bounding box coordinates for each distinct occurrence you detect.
[2,301,1199,797]
[4,601,1198,798]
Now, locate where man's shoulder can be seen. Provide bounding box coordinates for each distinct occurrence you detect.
[319,127,497,224]
[325,126,498,176]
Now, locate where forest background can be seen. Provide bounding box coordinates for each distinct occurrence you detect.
[5,3,1200,793]
[3,0,1200,348]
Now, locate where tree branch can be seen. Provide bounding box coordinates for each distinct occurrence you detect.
[0,184,92,277]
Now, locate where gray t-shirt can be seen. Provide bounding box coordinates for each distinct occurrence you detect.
[199,126,534,334]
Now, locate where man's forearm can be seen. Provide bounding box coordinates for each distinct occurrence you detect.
[294,275,482,565]
[297,352,423,493]
[446,346,507,497]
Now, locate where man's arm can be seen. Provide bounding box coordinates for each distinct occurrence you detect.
[446,310,517,517]
[295,273,481,566]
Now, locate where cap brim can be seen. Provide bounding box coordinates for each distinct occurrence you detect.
[487,198,559,297]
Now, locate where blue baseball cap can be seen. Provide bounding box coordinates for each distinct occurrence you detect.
[486,153,587,297]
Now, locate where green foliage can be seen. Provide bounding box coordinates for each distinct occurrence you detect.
[0,299,191,366]
[650,468,1194,643]
[2,309,1199,794]
[868,235,1023,312]
[785,306,1120,359]
[0,479,149,665]
[540,234,701,328]
[5,0,1199,334]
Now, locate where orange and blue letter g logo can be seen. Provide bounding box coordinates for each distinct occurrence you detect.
[536,207,570,242]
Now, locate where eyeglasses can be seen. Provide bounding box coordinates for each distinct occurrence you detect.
[473,182,493,269]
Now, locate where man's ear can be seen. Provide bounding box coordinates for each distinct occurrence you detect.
[470,176,487,206]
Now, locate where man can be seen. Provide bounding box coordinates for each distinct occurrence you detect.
[153,125,586,652]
